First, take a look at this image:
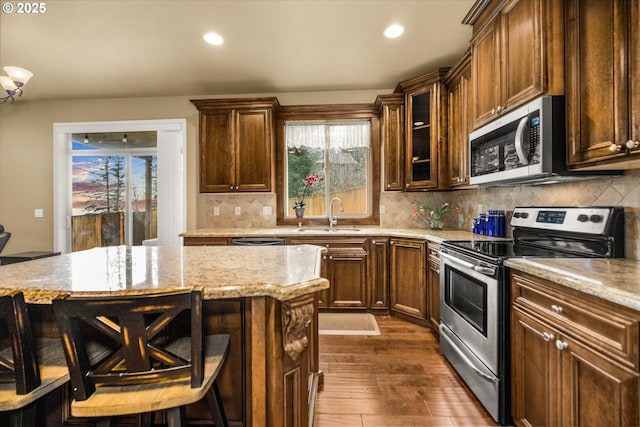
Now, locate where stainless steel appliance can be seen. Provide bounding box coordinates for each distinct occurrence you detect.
[469,97,621,186]
[439,206,625,425]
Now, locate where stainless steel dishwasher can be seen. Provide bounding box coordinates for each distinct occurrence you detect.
[230,237,286,246]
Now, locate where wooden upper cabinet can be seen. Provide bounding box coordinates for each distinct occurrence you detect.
[395,69,448,191]
[566,0,640,169]
[468,0,564,129]
[191,98,279,192]
[444,51,472,188]
[472,17,501,128]
[375,94,405,191]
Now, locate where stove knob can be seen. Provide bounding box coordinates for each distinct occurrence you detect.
[521,213,529,219]
[577,214,589,222]
[589,214,603,223]
[513,212,521,218]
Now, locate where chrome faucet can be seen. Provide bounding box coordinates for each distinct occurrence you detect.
[329,197,344,230]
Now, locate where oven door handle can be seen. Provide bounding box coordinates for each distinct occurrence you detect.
[440,252,496,276]
[443,330,496,383]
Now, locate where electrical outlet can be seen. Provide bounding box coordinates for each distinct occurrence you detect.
[235,207,241,216]
[262,206,272,216]
[213,207,220,216]
[379,204,386,215]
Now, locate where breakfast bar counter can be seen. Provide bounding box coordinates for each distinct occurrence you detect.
[0,245,328,427]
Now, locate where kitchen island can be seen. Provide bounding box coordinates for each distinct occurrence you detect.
[0,245,328,427]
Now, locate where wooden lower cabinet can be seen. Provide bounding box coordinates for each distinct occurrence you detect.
[426,242,440,338]
[368,237,389,311]
[511,271,640,427]
[288,237,368,310]
[389,239,427,324]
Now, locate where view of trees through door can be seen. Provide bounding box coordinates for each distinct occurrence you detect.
[71,132,157,251]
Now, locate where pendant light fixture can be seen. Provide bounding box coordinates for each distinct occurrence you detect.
[0,66,33,104]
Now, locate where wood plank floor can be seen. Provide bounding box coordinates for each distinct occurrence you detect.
[314,316,499,427]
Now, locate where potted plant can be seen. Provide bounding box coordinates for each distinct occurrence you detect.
[292,174,323,218]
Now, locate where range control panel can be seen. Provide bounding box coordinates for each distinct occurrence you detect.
[511,206,621,235]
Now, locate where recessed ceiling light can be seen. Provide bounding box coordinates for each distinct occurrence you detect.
[384,24,404,39]
[203,32,224,46]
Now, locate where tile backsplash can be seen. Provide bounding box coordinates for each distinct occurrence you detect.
[204,169,639,259]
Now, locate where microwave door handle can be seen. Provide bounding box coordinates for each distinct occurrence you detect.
[514,117,529,164]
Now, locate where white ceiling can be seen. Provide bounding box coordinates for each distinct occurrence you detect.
[0,0,475,101]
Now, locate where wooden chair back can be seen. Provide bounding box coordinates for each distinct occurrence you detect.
[52,289,204,402]
[0,291,41,395]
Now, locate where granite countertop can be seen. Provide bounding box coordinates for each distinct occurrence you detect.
[181,227,501,244]
[0,245,328,304]
[505,258,640,311]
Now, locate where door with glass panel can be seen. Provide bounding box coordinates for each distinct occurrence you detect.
[71,132,157,251]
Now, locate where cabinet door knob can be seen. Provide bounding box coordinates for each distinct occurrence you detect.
[626,140,639,150]
[542,332,555,342]
[551,305,563,314]
[490,108,496,115]
[609,143,622,152]
[555,339,568,351]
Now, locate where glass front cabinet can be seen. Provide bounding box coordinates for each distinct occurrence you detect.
[396,69,448,191]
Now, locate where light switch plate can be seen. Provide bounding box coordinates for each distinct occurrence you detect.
[213,207,220,216]
[262,206,272,216]
[34,208,44,218]
[235,207,241,216]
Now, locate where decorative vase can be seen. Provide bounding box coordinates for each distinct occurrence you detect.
[429,217,443,230]
[294,207,305,218]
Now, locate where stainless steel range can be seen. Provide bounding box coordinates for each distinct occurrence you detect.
[439,206,625,425]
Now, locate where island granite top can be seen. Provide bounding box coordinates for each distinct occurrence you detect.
[0,245,328,304]
[505,258,640,311]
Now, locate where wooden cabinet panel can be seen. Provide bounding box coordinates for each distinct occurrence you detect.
[376,94,405,191]
[469,0,563,129]
[200,110,235,192]
[512,307,560,427]
[501,0,545,109]
[472,18,501,128]
[395,69,448,191]
[511,270,640,427]
[183,237,231,246]
[369,238,389,311]
[560,337,640,427]
[191,98,277,193]
[566,0,640,168]
[236,109,272,192]
[445,52,471,188]
[287,237,368,310]
[325,250,367,308]
[426,243,441,338]
[389,239,426,322]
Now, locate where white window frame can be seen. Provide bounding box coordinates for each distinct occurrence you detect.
[53,119,186,253]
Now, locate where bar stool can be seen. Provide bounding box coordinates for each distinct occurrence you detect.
[0,290,69,427]
[52,288,230,427]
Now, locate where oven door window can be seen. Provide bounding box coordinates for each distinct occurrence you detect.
[444,268,488,336]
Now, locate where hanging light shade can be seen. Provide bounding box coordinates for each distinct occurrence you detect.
[1,66,33,104]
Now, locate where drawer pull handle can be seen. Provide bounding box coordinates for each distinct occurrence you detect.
[555,340,569,351]
[551,305,563,314]
[542,332,555,342]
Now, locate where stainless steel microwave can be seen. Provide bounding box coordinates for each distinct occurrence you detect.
[469,96,563,186]
[468,96,620,186]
